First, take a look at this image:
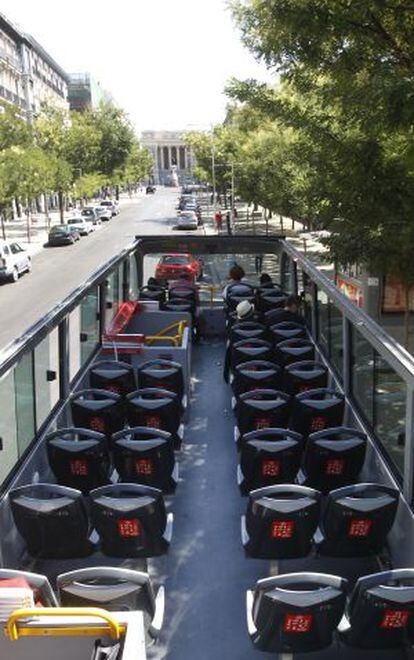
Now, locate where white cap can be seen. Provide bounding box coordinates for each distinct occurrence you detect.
[236,300,254,320]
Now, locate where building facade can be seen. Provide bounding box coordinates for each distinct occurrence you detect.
[141,130,194,185]
[68,73,113,111]
[0,12,69,119]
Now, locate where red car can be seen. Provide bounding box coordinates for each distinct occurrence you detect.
[155,253,203,282]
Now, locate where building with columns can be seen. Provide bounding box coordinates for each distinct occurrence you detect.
[141,130,194,185]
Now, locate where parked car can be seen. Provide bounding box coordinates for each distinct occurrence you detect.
[81,208,100,225]
[0,240,31,283]
[176,211,198,230]
[99,200,119,216]
[146,185,156,194]
[48,225,81,246]
[95,205,112,221]
[155,253,203,282]
[66,217,94,236]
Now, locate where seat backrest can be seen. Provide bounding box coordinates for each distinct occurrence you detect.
[236,389,291,435]
[256,291,287,314]
[248,572,347,653]
[245,485,320,559]
[290,388,345,436]
[161,298,195,315]
[90,483,168,558]
[137,359,184,398]
[303,427,367,491]
[283,360,328,395]
[229,321,267,344]
[89,360,136,397]
[70,389,124,437]
[126,388,181,434]
[232,361,283,397]
[112,428,176,493]
[274,338,315,366]
[168,286,197,304]
[46,427,111,493]
[319,483,400,556]
[239,428,304,492]
[344,569,414,649]
[231,338,273,370]
[269,321,307,346]
[139,286,166,303]
[57,567,155,616]
[0,569,57,606]
[9,484,92,559]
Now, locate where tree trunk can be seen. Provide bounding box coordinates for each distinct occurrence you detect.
[26,209,31,243]
[280,215,284,232]
[115,185,120,201]
[0,210,6,240]
[404,284,411,350]
[58,190,64,224]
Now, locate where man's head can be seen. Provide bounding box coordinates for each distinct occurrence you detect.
[259,273,272,286]
[236,299,255,320]
[229,264,245,282]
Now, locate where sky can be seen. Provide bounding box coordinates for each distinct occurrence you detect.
[2,0,275,133]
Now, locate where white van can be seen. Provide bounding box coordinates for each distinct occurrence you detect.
[0,240,31,282]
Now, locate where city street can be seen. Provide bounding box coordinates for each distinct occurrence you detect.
[0,188,205,349]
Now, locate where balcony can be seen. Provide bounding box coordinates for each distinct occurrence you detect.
[0,48,21,72]
[0,85,27,109]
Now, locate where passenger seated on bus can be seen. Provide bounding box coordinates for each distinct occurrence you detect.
[265,294,304,326]
[222,264,246,299]
[223,300,256,382]
[259,273,273,287]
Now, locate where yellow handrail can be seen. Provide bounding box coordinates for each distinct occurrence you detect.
[146,319,187,346]
[5,607,123,641]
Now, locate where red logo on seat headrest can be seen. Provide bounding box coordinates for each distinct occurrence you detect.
[69,459,88,476]
[348,518,372,538]
[117,518,141,538]
[381,609,410,629]
[283,613,313,633]
[325,458,345,475]
[89,416,105,433]
[309,416,327,432]
[145,415,162,429]
[262,459,281,477]
[270,520,295,539]
[255,417,271,430]
[104,383,121,394]
[135,458,153,476]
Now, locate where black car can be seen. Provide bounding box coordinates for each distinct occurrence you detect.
[48,225,81,246]
[146,185,156,194]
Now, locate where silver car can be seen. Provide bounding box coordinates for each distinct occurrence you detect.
[0,240,31,282]
[176,211,198,230]
[99,200,119,216]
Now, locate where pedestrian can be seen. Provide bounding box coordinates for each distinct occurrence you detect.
[255,254,263,274]
[215,210,223,231]
[233,206,238,219]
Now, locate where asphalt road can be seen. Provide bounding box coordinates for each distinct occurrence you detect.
[0,188,195,350]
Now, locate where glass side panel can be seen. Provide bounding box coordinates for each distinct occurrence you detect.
[317,288,329,356]
[129,254,139,299]
[374,355,406,475]
[281,253,293,293]
[69,308,81,381]
[0,369,18,485]
[329,302,343,379]
[15,352,35,457]
[301,270,313,330]
[118,262,125,302]
[351,327,375,424]
[106,269,120,322]
[34,330,60,427]
[80,286,99,364]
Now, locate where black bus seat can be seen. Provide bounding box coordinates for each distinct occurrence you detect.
[137,359,184,400]
[235,389,291,439]
[0,569,58,607]
[231,338,274,372]
[290,388,345,436]
[168,285,197,306]
[112,427,178,493]
[90,483,173,558]
[70,389,125,437]
[126,388,183,449]
[237,428,304,493]
[46,428,112,493]
[89,360,136,397]
[274,338,315,366]
[316,483,399,556]
[57,566,165,639]
[225,282,256,313]
[339,569,414,649]
[232,361,283,398]
[139,285,166,303]
[242,485,321,559]
[256,290,288,315]
[10,484,94,559]
[228,320,267,344]
[283,360,328,395]
[246,572,347,653]
[161,298,195,316]
[299,427,367,492]
[269,321,307,346]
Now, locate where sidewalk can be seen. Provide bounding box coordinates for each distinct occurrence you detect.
[0,192,145,256]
